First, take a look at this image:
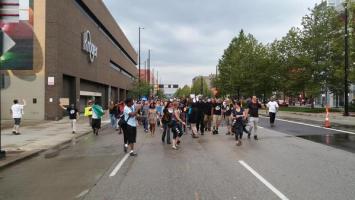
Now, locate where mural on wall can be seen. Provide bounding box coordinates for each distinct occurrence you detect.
[0,0,43,89]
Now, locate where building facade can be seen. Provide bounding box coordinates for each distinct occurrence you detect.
[1,0,137,120]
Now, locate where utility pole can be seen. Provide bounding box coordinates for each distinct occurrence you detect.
[344,1,349,116]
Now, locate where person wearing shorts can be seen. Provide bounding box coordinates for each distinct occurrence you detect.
[212,99,222,135]
[123,98,138,156]
[223,100,233,135]
[10,99,26,135]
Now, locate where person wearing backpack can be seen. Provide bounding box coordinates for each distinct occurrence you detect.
[91,101,104,136]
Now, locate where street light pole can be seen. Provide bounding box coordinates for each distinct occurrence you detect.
[344,2,349,116]
[138,27,144,100]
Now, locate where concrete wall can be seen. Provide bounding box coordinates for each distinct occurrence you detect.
[44,0,137,120]
[1,0,46,120]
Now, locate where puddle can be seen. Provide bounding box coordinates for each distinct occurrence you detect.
[298,134,355,153]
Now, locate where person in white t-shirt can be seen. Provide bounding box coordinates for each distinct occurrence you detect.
[266,98,279,127]
[10,99,26,135]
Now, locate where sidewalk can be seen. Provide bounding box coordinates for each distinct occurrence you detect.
[263,110,355,130]
[0,116,110,170]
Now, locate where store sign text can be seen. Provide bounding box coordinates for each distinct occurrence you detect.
[82,30,98,63]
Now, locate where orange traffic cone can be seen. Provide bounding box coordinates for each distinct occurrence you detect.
[324,106,331,128]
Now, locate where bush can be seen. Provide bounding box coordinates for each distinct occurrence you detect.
[278,107,342,113]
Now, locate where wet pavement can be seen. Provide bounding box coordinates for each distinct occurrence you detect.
[259,118,355,154]
[298,134,355,153]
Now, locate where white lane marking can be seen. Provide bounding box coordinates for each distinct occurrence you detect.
[75,189,89,199]
[239,160,289,200]
[272,118,355,135]
[109,153,130,177]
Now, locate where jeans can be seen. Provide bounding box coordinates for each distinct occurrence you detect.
[269,112,276,124]
[110,114,117,129]
[234,124,243,140]
[249,117,259,135]
[196,114,204,134]
[162,123,171,143]
[70,119,77,132]
[142,117,148,131]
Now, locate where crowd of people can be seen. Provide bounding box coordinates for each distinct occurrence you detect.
[9,95,279,156]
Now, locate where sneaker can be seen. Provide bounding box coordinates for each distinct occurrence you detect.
[12,131,16,134]
[236,140,242,146]
[72,131,76,134]
[247,133,251,139]
[14,132,21,135]
[130,152,137,156]
[192,134,199,138]
[254,135,258,140]
[172,146,178,150]
[124,145,128,153]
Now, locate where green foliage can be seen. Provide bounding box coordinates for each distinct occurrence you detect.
[155,89,166,99]
[216,2,354,105]
[191,77,211,97]
[278,106,342,113]
[174,85,191,98]
[128,80,153,99]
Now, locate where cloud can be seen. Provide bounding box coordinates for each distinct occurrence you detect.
[103,0,321,87]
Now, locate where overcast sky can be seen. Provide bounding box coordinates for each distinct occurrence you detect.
[103,0,322,87]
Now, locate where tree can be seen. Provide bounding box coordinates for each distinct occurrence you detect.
[191,76,211,97]
[174,85,191,98]
[128,80,153,99]
[156,89,166,99]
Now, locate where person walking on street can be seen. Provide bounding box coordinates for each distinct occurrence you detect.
[232,101,246,146]
[267,98,279,127]
[161,101,172,144]
[123,98,138,156]
[84,100,93,127]
[203,99,212,132]
[109,100,119,131]
[59,103,79,134]
[148,102,158,136]
[117,101,125,134]
[171,101,186,150]
[141,101,149,133]
[212,99,223,135]
[246,96,262,140]
[188,100,199,138]
[91,101,104,136]
[196,97,205,135]
[223,100,233,135]
[10,99,26,135]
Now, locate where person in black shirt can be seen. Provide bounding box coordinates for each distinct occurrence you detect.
[59,103,79,134]
[246,96,262,140]
[223,100,234,135]
[203,99,213,132]
[195,98,205,135]
[232,101,246,146]
[212,98,223,134]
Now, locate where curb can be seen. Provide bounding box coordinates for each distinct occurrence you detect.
[0,123,110,171]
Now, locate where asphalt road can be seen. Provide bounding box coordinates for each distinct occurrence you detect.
[258,117,355,153]
[1,123,355,200]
